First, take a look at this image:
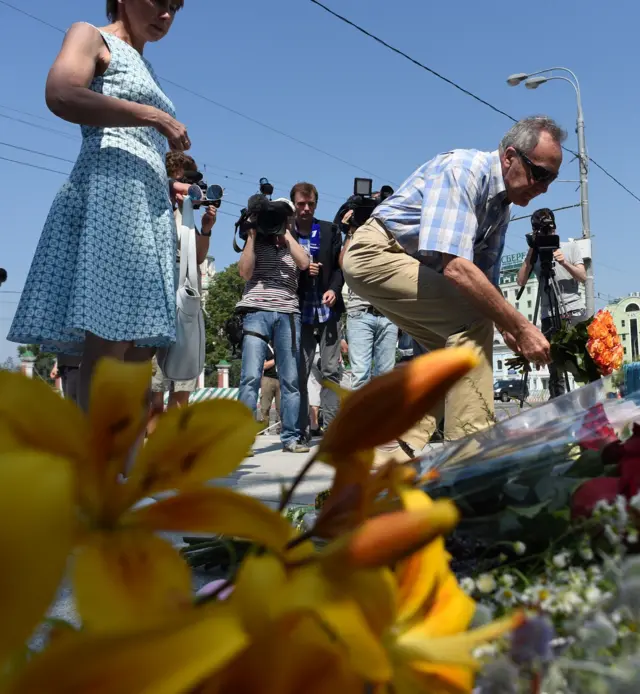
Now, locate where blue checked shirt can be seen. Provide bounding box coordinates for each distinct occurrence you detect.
[297,234,331,325]
[372,150,511,286]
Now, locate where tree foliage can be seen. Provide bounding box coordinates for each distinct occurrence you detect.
[16,344,57,384]
[204,263,245,387]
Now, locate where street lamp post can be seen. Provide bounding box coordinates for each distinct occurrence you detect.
[507,68,594,317]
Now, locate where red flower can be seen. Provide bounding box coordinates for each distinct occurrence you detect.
[571,425,640,518]
[572,477,620,520]
[618,424,640,498]
[578,404,619,451]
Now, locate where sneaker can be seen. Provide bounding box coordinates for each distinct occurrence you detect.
[283,442,310,453]
[309,428,323,438]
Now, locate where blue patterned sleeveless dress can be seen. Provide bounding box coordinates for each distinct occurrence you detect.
[8,28,177,353]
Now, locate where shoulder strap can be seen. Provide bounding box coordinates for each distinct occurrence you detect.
[178,198,198,288]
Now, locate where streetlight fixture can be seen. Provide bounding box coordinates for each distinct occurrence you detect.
[507,67,594,317]
[506,73,528,86]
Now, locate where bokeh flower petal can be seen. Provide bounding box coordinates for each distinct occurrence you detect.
[73,528,192,633]
[130,487,308,559]
[0,371,89,462]
[318,348,479,459]
[125,400,260,505]
[0,452,75,666]
[87,359,152,486]
[8,604,248,694]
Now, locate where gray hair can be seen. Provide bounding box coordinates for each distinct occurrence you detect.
[499,116,567,155]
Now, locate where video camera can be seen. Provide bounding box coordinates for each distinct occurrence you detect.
[181,170,224,210]
[335,178,394,233]
[525,208,559,255]
[0,268,6,287]
[233,178,294,252]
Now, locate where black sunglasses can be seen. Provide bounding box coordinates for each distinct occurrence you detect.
[515,149,557,185]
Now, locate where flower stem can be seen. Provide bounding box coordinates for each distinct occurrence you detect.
[278,452,318,511]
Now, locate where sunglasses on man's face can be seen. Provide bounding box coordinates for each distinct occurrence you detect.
[515,149,557,185]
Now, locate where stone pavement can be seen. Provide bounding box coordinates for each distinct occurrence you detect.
[215,434,333,508]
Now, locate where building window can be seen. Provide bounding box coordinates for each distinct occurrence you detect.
[528,314,532,321]
[626,303,640,312]
[622,320,626,328]
[631,318,639,360]
[527,286,532,295]
[516,302,520,309]
[503,291,508,298]
[497,360,503,370]
[527,301,532,308]
[624,347,628,355]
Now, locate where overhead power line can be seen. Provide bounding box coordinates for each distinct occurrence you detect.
[0,154,241,217]
[0,0,393,184]
[0,154,70,176]
[0,141,75,164]
[510,203,581,223]
[309,0,640,205]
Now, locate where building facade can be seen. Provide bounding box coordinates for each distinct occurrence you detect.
[606,293,640,363]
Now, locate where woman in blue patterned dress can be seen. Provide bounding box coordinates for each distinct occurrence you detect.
[8,0,189,409]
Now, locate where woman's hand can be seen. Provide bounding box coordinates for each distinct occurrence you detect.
[155,112,191,151]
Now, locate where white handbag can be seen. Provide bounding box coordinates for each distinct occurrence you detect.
[157,198,205,381]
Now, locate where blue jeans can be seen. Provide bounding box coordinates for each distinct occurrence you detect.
[347,310,398,390]
[239,311,301,446]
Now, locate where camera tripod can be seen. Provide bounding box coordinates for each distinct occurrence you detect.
[515,248,571,407]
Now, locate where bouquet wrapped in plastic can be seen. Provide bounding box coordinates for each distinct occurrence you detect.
[420,372,640,551]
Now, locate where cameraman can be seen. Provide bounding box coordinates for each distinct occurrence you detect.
[517,208,586,398]
[236,198,310,454]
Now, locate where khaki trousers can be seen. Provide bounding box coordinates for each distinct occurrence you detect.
[260,376,281,424]
[342,218,495,450]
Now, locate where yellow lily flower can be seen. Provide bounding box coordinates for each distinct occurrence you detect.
[7,602,249,694]
[318,347,479,461]
[0,451,75,674]
[385,487,522,694]
[193,552,367,694]
[0,359,305,633]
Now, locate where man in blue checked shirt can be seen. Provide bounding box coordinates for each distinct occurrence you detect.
[342,116,566,457]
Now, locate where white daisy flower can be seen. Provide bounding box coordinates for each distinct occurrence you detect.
[579,546,594,561]
[499,573,515,588]
[552,552,570,569]
[460,577,476,594]
[513,541,526,556]
[476,573,497,594]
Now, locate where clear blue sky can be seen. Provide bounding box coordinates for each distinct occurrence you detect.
[0,0,637,360]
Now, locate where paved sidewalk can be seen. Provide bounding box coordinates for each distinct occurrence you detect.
[216,435,333,508]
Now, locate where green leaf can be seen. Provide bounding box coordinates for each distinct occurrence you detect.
[508,500,551,518]
[565,449,605,478]
[503,482,530,502]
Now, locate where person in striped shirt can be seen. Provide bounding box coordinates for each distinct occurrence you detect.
[342,116,566,457]
[236,199,311,454]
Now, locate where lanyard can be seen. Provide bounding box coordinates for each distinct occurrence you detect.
[298,222,321,261]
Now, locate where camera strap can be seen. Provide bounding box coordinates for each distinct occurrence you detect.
[233,219,246,254]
